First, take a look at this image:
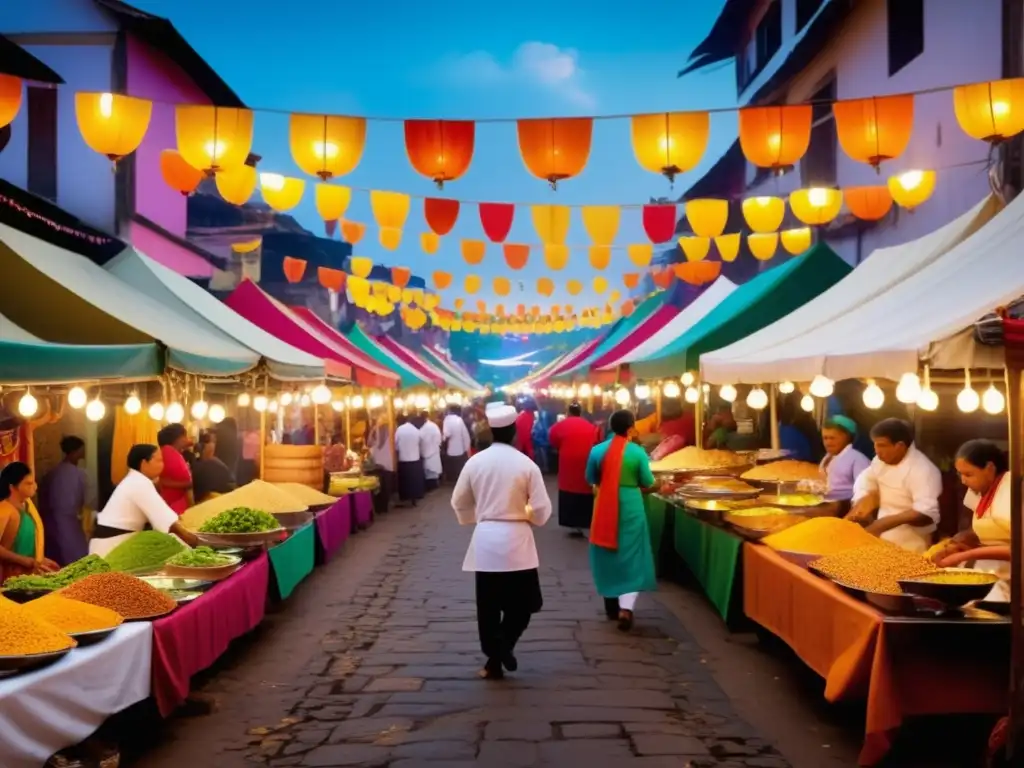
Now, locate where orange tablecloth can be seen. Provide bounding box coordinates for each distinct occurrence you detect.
[743,544,1009,765]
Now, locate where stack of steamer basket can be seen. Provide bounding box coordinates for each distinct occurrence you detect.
[263,445,324,489]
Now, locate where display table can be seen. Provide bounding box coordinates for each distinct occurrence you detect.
[314,497,352,564]
[743,544,1009,766]
[0,622,153,768]
[671,505,743,623]
[644,494,668,576]
[268,523,316,600]
[352,490,373,529]
[151,552,270,717]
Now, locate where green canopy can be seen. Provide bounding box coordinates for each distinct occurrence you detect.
[630,244,852,378]
[344,325,431,388]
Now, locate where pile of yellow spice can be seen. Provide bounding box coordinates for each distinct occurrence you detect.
[0,596,76,656]
[762,517,880,555]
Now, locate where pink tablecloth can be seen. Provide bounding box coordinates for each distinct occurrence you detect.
[353,491,373,529]
[150,552,270,717]
[315,498,351,563]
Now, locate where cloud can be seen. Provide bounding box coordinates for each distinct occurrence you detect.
[436,42,595,109]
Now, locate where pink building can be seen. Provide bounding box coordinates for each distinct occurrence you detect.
[0,0,242,278]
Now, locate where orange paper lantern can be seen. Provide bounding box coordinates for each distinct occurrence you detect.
[75,92,152,162]
[433,271,452,290]
[464,275,482,294]
[461,239,486,265]
[588,246,611,270]
[0,74,22,128]
[623,273,640,290]
[675,261,721,286]
[953,79,1024,143]
[318,267,345,293]
[565,279,582,296]
[341,220,366,245]
[833,95,914,167]
[738,105,812,169]
[160,149,203,196]
[391,267,411,288]
[420,232,441,255]
[379,228,402,251]
[517,117,593,188]
[404,119,474,187]
[537,278,555,297]
[544,245,569,271]
[349,256,372,279]
[652,268,674,289]
[844,185,893,221]
[282,256,307,283]
[176,105,253,175]
[493,277,512,296]
[503,244,529,270]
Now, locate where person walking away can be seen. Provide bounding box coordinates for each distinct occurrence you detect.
[37,436,89,565]
[157,423,193,515]
[395,415,425,506]
[419,411,443,491]
[452,405,552,680]
[442,404,472,484]
[191,430,236,503]
[587,410,657,631]
[515,405,535,460]
[0,462,57,581]
[368,415,395,507]
[549,402,599,536]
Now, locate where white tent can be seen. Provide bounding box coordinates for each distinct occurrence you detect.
[699,192,1024,384]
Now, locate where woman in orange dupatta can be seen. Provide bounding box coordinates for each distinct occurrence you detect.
[586,409,657,631]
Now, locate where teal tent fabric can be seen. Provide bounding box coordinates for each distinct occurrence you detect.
[0,338,161,384]
[345,325,430,388]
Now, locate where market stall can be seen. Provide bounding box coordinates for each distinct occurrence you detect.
[314,496,353,564]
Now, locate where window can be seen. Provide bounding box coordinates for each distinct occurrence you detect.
[755,0,783,73]
[27,86,57,200]
[796,0,824,32]
[801,77,837,188]
[888,0,924,76]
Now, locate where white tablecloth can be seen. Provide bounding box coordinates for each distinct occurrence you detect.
[0,622,153,768]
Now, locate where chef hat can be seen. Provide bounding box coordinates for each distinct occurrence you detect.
[486,405,517,429]
[485,401,505,412]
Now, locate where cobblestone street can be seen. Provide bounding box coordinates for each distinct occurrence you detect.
[135,485,795,768]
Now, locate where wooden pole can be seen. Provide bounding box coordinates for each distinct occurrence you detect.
[655,385,663,427]
[694,375,704,448]
[258,378,267,480]
[314,403,320,445]
[769,383,780,450]
[1006,366,1024,760]
[345,390,352,449]
[387,393,396,471]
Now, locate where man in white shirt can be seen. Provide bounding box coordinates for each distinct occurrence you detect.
[394,415,425,507]
[90,444,198,556]
[418,412,444,491]
[442,404,472,484]
[452,405,552,680]
[848,418,943,554]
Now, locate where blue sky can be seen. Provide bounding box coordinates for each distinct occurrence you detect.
[135,0,737,310]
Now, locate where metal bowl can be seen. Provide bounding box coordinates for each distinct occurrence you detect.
[138,576,213,591]
[68,626,119,645]
[0,646,74,674]
[898,569,1001,608]
[755,493,828,514]
[778,550,822,569]
[161,557,242,583]
[195,528,286,548]
[677,486,762,502]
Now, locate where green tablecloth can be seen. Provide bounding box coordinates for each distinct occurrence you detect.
[644,494,668,576]
[671,506,743,622]
[268,523,316,600]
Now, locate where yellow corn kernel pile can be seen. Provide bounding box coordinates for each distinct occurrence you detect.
[810,542,934,595]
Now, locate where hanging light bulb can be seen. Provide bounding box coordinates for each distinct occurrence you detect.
[566,386,577,400]
[191,400,209,420]
[209,404,226,423]
[414,393,430,410]
[800,394,815,412]
[311,383,333,405]
[684,386,699,403]
[280,391,294,406]
[268,399,279,414]
[614,387,631,406]
[593,385,603,397]
[165,402,185,423]
[863,380,885,409]
[68,386,88,410]
[237,392,251,407]
[18,391,39,418]
[578,383,593,398]
[351,394,365,409]
[778,381,795,394]
[332,399,344,412]
[681,372,695,387]
[253,395,268,412]
[809,375,834,398]
[86,396,106,422]
[915,366,938,411]
[982,384,1005,415]
[368,393,384,409]
[746,387,769,410]
[300,393,312,407]
[895,373,921,404]
[662,381,681,399]
[123,393,142,415]
[393,396,405,410]
[148,402,165,421]
[957,369,979,413]
[719,384,737,403]
[634,381,651,400]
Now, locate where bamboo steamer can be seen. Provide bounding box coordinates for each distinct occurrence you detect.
[263,444,323,485]
[264,444,322,459]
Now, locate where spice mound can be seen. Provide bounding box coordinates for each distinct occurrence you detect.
[650,447,747,472]
[0,597,75,655]
[762,517,879,555]
[166,546,234,568]
[104,531,186,572]
[181,480,307,530]
[198,507,280,534]
[811,542,933,595]
[24,593,123,634]
[61,572,177,619]
[3,554,111,591]
[742,460,823,482]
[274,482,336,507]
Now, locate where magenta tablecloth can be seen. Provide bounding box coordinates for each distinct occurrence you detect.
[353,491,373,529]
[150,552,270,717]
[315,498,351,563]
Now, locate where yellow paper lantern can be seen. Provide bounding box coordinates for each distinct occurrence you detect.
[423,293,440,310]
[370,190,411,230]
[887,170,936,210]
[780,228,812,255]
[289,114,365,179]
[464,274,482,294]
[593,276,608,294]
[588,246,611,270]
[315,184,351,221]
[75,92,152,161]
[953,79,1024,143]
[350,257,373,278]
[678,236,710,262]
[231,238,261,254]
[493,276,511,296]
[608,289,621,303]
[0,75,23,128]
[581,205,620,246]
[790,187,843,225]
[175,105,253,174]
[748,233,779,261]
[531,205,571,245]
[630,111,710,182]
[627,244,652,267]
[379,228,402,251]
[741,196,786,233]
[833,95,914,167]
[260,173,305,211]
[537,277,555,297]
[215,162,257,205]
[461,239,486,265]
[685,199,729,237]
[420,231,441,254]
[544,245,569,270]
[715,233,741,262]
[387,284,402,303]
[566,279,583,296]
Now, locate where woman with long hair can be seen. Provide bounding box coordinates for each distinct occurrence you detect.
[0,461,57,581]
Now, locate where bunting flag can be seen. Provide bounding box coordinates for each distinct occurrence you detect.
[424,197,459,235]
[641,204,677,243]
[503,244,530,270]
[479,202,515,242]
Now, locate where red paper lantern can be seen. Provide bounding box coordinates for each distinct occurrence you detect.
[317,267,345,292]
[404,120,475,188]
[424,197,460,236]
[282,256,307,283]
[642,204,677,243]
[391,266,411,288]
[479,202,515,242]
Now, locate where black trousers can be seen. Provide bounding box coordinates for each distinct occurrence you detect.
[475,569,543,663]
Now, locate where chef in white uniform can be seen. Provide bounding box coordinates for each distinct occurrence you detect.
[848,418,942,554]
[452,404,552,680]
[394,414,425,506]
[418,412,443,490]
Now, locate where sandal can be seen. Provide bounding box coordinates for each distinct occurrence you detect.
[617,609,634,632]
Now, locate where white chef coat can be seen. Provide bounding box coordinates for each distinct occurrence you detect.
[419,420,443,475]
[369,424,394,472]
[852,443,942,553]
[964,473,1012,601]
[442,414,472,457]
[395,423,421,463]
[452,443,552,572]
[89,469,180,556]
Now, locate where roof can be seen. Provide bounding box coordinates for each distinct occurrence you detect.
[679,0,755,76]
[344,324,433,388]
[94,0,244,107]
[0,33,64,83]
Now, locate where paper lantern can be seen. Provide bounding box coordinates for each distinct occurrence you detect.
[290,114,365,179]
[175,105,253,174]
[642,204,677,243]
[282,256,307,283]
[454,298,465,310]
[318,267,345,292]
[537,278,555,297]
[464,275,482,294]
[341,220,366,245]
[493,276,512,296]
[620,300,636,318]
[747,233,779,261]
[75,92,152,162]
[627,244,652,267]
[544,245,569,270]
[461,239,486,265]
[565,279,582,296]
[324,219,337,238]
[608,289,621,303]
[231,238,261,254]
[741,196,785,233]
[678,236,710,262]
[404,119,474,187]
[531,205,571,245]
[423,293,440,310]
[780,227,812,255]
[623,273,640,289]
[844,185,893,221]
[433,270,452,290]
[888,170,936,210]
[953,79,1024,143]
[370,190,411,230]
[159,150,203,196]
[477,202,514,243]
[593,276,608,294]
[652,268,674,289]
[379,228,402,251]
[581,205,620,245]
[350,256,373,278]
[0,75,22,128]
[790,187,843,225]
[424,197,459,235]
[630,111,710,182]
[675,261,721,286]
[391,267,411,288]
[504,244,529,270]
[714,233,741,262]
[315,184,351,221]
[685,199,729,237]
[420,232,440,254]
[517,117,592,187]
[215,162,257,205]
[260,173,305,212]
[833,95,914,167]
[738,105,812,169]
[588,246,611,270]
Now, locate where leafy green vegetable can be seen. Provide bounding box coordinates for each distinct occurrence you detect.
[104,530,185,572]
[3,555,111,591]
[198,507,280,534]
[166,546,234,567]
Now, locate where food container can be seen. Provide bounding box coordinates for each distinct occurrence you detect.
[755,493,828,515]
[67,627,119,646]
[195,528,286,548]
[653,464,753,484]
[725,510,804,541]
[681,497,758,525]
[778,550,821,569]
[898,569,1001,608]
[161,556,242,583]
[0,646,75,675]
[138,576,212,591]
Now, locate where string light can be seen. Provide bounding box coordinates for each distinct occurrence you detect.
[209,404,226,423]
[578,383,592,398]
[311,384,333,405]
[191,400,209,420]
[681,372,695,387]
[18,391,38,418]
[800,394,815,412]
[809,375,834,398]
[253,395,268,412]
[368,393,384,409]
[719,384,737,403]
[614,387,631,406]
[863,380,885,409]
[662,381,681,398]
[982,384,1005,415]
[86,396,106,422]
[684,386,699,403]
[332,399,345,412]
[124,393,142,415]
[237,392,251,407]
[957,369,980,413]
[778,381,795,394]
[746,387,768,410]
[280,392,294,406]
[896,373,921,404]
[148,402,165,421]
[67,386,87,409]
[634,381,651,400]
[916,366,938,411]
[165,402,185,422]
[269,399,280,414]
